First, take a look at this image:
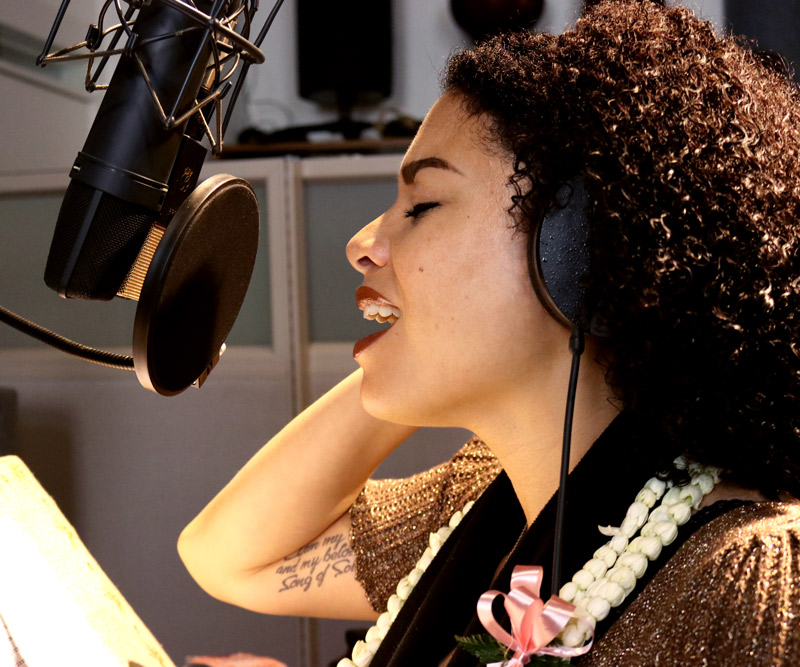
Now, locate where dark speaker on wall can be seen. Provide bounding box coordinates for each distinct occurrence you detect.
[297,0,392,113]
[725,0,800,82]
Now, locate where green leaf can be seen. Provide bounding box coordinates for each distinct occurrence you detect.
[453,633,573,666]
[527,655,572,666]
[454,633,509,662]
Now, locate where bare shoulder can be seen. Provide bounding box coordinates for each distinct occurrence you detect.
[582,501,800,666]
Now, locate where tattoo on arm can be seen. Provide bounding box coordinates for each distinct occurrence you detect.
[276,531,355,593]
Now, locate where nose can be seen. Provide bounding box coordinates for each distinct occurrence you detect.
[346,216,390,274]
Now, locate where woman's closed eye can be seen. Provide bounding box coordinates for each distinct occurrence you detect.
[403,201,440,221]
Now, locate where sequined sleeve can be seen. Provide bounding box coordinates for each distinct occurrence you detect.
[349,437,502,612]
[581,501,800,666]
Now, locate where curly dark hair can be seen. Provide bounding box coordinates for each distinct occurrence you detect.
[444,0,800,496]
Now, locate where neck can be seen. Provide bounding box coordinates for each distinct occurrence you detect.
[471,339,619,526]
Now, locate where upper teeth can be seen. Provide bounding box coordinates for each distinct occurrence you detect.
[363,303,400,324]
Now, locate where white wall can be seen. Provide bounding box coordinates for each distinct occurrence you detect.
[3,0,101,39]
[0,0,726,171]
[238,0,586,137]
[0,71,90,176]
[674,0,725,27]
[1,0,102,175]
[237,0,725,138]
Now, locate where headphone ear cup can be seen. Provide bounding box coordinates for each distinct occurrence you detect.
[528,179,595,333]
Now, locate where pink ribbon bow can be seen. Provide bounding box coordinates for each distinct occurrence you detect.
[476,565,593,666]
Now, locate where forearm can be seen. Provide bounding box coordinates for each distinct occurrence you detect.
[177,369,417,601]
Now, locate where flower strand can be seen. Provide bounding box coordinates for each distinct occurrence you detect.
[337,501,476,667]
[555,459,719,647]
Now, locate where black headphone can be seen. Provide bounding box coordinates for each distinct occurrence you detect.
[528,178,605,336]
[527,177,605,592]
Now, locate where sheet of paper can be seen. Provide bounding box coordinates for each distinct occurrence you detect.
[0,456,175,667]
[0,517,123,666]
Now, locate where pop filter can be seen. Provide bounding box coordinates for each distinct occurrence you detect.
[133,174,259,396]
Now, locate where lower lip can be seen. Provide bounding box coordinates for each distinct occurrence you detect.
[353,329,389,358]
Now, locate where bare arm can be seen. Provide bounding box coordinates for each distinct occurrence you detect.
[177,369,417,619]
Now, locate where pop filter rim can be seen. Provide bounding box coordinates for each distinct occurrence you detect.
[133,173,259,396]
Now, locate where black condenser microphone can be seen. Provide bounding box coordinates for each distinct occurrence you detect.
[0,0,283,394]
[45,0,220,301]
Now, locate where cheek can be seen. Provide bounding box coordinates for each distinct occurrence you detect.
[405,233,538,344]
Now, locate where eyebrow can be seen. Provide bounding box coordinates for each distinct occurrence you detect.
[400,157,462,184]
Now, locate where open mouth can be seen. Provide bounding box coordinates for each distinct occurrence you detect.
[354,287,400,358]
[356,286,401,325]
[361,303,400,324]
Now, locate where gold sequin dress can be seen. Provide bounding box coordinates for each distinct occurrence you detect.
[348,418,800,666]
[350,437,502,611]
[581,500,800,666]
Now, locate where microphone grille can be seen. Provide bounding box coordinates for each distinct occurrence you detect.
[45,180,157,300]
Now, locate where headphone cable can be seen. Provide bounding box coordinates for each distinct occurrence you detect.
[551,326,585,594]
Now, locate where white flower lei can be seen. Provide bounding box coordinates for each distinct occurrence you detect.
[338,457,719,666]
[555,457,719,647]
[337,501,476,667]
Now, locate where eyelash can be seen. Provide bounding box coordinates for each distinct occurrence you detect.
[403,202,440,220]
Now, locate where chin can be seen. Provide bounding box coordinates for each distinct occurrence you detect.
[359,379,459,429]
[359,385,415,426]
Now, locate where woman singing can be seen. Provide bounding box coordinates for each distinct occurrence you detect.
[179,1,800,664]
